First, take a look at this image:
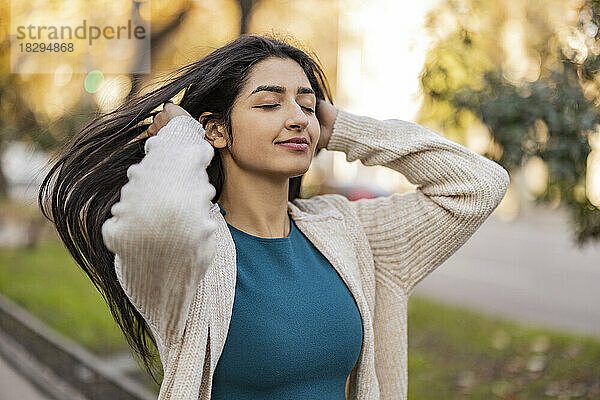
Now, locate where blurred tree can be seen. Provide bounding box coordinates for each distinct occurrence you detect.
[0,0,209,202]
[248,0,339,100]
[127,1,194,102]
[417,0,600,247]
[239,0,260,34]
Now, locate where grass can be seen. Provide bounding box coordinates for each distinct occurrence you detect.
[408,296,600,399]
[0,237,129,354]
[1,235,599,398]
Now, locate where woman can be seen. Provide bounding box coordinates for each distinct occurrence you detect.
[38,34,510,399]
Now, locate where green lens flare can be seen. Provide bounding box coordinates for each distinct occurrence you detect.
[84,70,104,93]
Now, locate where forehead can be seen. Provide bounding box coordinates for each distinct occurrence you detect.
[243,58,311,92]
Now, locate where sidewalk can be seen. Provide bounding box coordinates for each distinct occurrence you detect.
[413,204,600,338]
[0,293,155,400]
[0,322,86,400]
[0,355,52,400]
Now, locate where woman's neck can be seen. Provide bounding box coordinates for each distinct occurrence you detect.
[217,182,291,238]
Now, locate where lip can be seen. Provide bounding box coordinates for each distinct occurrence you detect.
[275,136,309,145]
[276,142,309,151]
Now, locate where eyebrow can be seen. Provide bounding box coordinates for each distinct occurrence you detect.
[249,84,315,97]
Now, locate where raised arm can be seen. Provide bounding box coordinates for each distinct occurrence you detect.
[326,109,510,295]
[101,115,218,347]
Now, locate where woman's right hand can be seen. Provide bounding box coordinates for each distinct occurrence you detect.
[146,102,192,137]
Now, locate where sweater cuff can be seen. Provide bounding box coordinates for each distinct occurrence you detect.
[326,108,369,154]
[144,115,206,154]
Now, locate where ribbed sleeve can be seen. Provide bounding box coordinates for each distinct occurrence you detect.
[101,115,218,346]
[326,109,510,294]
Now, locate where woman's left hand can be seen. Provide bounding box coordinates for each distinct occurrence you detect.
[316,99,338,151]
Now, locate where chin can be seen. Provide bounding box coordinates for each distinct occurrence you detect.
[284,163,311,178]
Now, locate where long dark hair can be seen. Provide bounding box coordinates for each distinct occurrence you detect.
[37,33,333,384]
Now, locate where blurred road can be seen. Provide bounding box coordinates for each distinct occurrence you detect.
[413,204,600,338]
[0,356,52,400]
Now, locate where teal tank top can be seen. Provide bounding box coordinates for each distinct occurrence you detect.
[211,203,363,399]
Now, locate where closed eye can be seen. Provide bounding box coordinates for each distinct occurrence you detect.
[254,104,315,113]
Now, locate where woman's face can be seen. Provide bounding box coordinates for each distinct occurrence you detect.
[220,57,320,180]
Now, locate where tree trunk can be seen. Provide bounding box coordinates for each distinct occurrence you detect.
[239,0,256,35]
[126,5,192,102]
[0,144,9,200]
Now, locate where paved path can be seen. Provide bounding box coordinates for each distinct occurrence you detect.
[412,204,600,338]
[0,356,52,400]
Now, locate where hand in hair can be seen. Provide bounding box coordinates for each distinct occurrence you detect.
[146,102,192,137]
[316,99,338,151]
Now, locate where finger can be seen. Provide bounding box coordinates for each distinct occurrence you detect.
[146,124,157,136]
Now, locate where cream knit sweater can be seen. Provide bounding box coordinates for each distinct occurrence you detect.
[101,108,510,399]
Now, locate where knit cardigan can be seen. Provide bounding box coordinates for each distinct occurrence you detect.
[101,108,510,399]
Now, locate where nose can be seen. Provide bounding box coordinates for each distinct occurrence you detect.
[285,103,309,131]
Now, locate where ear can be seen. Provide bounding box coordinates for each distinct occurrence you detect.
[199,112,228,149]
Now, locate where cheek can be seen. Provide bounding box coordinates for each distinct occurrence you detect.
[235,113,282,140]
[309,118,320,139]
[229,123,276,159]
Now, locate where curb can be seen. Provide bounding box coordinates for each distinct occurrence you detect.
[0,292,156,400]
